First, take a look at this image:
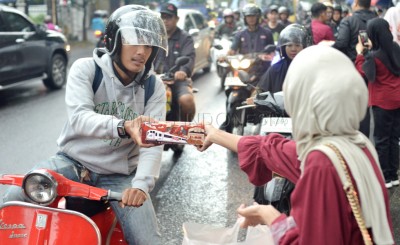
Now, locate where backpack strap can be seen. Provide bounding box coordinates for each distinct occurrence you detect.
[144,74,156,107]
[92,62,103,94]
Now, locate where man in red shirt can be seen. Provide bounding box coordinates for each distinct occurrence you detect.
[310,2,335,44]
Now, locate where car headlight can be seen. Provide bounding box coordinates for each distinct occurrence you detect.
[240,59,251,69]
[231,59,240,69]
[22,170,57,205]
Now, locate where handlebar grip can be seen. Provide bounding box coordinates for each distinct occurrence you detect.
[107,191,123,201]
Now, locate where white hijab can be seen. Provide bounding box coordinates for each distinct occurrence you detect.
[384,6,400,45]
[282,46,393,244]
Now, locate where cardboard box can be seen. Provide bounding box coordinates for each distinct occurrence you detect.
[141,121,205,146]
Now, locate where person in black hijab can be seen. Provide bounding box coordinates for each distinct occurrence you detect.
[355,18,400,188]
[257,24,308,94]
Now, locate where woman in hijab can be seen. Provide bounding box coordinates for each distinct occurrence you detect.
[384,5,400,45]
[198,46,394,244]
[355,18,400,189]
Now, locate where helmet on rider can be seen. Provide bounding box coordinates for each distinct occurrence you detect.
[278,6,289,15]
[223,8,234,18]
[278,24,308,58]
[242,4,262,25]
[104,5,168,82]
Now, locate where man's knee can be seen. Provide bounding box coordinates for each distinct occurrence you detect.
[178,94,195,109]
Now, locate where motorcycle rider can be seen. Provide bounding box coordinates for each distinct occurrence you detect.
[215,8,238,39]
[228,4,274,55]
[220,4,274,132]
[257,24,308,94]
[154,3,196,123]
[3,5,167,245]
[278,6,293,27]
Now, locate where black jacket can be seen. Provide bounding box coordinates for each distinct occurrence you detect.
[154,28,196,77]
[333,9,377,62]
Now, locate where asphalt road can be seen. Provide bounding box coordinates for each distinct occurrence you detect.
[0,43,398,244]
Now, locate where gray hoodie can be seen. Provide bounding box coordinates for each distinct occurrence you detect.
[57,48,166,193]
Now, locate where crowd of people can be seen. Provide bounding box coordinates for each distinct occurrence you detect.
[4,1,400,244]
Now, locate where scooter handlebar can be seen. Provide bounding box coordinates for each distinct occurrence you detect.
[106,190,123,201]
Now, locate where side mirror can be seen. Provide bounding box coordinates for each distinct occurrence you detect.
[188,28,200,36]
[214,44,223,50]
[238,70,250,83]
[175,56,190,66]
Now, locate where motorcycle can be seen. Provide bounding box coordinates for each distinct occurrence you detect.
[217,53,260,135]
[158,56,191,154]
[0,169,125,244]
[236,72,294,215]
[212,36,233,89]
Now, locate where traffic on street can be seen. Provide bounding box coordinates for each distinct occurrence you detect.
[0,0,399,244]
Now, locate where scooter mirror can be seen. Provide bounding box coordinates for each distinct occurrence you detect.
[214,44,223,50]
[175,56,190,66]
[238,70,250,83]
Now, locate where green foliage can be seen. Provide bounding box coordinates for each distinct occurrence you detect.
[30,14,46,24]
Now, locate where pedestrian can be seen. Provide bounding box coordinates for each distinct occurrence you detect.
[4,5,167,245]
[263,5,286,43]
[153,3,196,123]
[257,24,307,93]
[44,15,61,32]
[198,45,394,245]
[332,0,377,62]
[355,18,400,188]
[329,0,377,138]
[309,2,335,44]
[332,4,343,38]
[384,5,400,45]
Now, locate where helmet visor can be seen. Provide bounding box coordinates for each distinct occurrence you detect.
[120,27,168,53]
[113,10,168,55]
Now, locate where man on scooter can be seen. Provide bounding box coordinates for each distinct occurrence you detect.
[228,4,274,56]
[3,5,167,245]
[154,3,196,123]
[215,9,239,39]
[220,4,274,132]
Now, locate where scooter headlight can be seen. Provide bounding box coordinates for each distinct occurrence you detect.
[231,59,240,69]
[240,59,251,69]
[22,170,57,205]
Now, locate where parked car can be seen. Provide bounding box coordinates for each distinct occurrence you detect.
[177,9,214,75]
[0,5,70,90]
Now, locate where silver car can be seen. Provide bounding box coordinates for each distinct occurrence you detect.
[177,9,214,75]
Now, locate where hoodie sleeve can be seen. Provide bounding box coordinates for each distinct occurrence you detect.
[65,58,120,139]
[131,76,166,193]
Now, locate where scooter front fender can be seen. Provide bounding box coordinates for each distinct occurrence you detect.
[0,201,101,245]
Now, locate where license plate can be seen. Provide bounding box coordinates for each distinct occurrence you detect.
[260,117,292,134]
[224,77,246,87]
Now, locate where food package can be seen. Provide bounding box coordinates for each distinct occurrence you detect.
[141,121,205,146]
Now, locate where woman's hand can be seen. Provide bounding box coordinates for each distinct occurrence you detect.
[356,35,372,55]
[125,116,157,148]
[237,203,281,228]
[197,124,218,152]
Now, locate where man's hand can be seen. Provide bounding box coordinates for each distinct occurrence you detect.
[124,116,157,148]
[120,188,147,208]
[175,71,188,81]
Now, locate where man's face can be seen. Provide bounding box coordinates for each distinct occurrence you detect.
[320,10,328,22]
[326,7,333,21]
[245,15,258,26]
[267,11,279,23]
[224,16,234,24]
[120,45,152,73]
[161,13,179,33]
[280,13,289,21]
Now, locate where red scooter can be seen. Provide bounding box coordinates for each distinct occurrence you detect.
[0,169,126,245]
